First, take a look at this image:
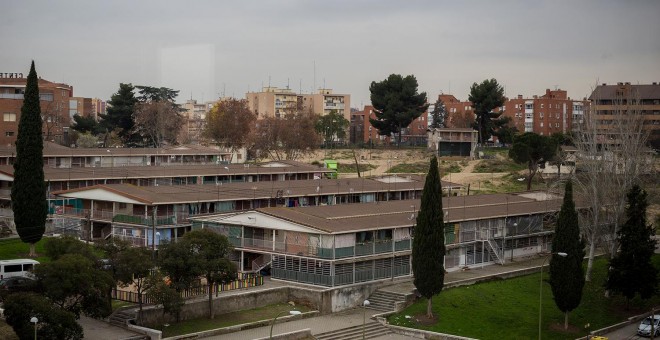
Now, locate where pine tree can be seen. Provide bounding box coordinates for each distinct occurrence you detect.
[11,61,47,257]
[549,180,585,330]
[412,156,445,318]
[468,79,506,145]
[606,185,658,301]
[100,83,137,145]
[429,99,446,129]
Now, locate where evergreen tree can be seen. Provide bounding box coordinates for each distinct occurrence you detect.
[11,61,47,257]
[468,79,506,145]
[429,99,446,129]
[412,156,445,318]
[606,185,658,301]
[100,83,137,145]
[549,180,585,330]
[369,74,428,146]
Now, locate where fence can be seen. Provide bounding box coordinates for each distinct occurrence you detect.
[111,275,264,303]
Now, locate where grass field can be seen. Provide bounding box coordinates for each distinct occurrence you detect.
[336,162,377,173]
[158,303,312,338]
[388,162,462,174]
[473,159,527,173]
[389,256,660,340]
[0,238,49,262]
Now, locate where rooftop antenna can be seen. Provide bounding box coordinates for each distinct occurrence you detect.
[323,78,326,90]
[299,79,302,94]
[287,78,290,90]
[268,75,271,88]
[554,85,559,91]
[222,83,226,97]
[313,60,316,91]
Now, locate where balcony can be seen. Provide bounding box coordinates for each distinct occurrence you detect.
[53,206,187,227]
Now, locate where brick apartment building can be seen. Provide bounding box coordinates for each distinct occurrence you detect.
[350,105,428,146]
[0,75,73,146]
[438,90,589,138]
[589,82,660,148]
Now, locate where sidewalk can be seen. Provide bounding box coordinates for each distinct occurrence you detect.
[202,254,555,340]
[79,316,141,340]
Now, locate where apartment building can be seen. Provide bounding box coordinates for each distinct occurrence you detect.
[300,89,351,120]
[69,97,93,119]
[588,82,660,148]
[0,76,73,146]
[91,98,106,121]
[438,94,474,128]
[503,89,589,136]
[246,87,351,119]
[350,105,427,146]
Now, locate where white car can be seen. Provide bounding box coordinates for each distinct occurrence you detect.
[638,315,660,337]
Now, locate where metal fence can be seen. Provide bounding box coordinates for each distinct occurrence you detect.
[111,275,264,303]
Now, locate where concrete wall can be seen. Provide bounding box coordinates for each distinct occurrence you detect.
[138,278,407,326]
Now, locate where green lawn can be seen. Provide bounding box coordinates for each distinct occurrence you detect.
[158,303,311,338]
[389,256,660,340]
[336,162,377,173]
[0,238,49,262]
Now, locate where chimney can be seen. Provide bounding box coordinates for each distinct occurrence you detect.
[602,83,607,86]
[518,95,523,99]
[533,95,538,99]
[653,82,658,85]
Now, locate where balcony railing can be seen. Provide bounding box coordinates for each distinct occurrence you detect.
[54,206,188,227]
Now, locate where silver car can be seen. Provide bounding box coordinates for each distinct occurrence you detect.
[638,315,660,337]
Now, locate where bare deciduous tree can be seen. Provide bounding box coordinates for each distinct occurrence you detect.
[132,101,184,147]
[573,85,652,281]
[446,109,474,129]
[204,99,256,161]
[42,100,67,143]
[252,108,321,161]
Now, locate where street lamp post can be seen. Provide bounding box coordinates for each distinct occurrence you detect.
[269,310,301,339]
[30,316,38,340]
[362,299,370,339]
[539,252,567,340]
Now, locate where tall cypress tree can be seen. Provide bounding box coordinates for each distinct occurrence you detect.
[412,156,445,318]
[606,185,658,301]
[549,180,585,330]
[11,61,47,257]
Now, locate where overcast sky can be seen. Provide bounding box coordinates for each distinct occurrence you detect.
[3,1,659,107]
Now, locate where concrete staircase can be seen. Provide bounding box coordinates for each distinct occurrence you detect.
[365,290,407,312]
[314,321,392,340]
[108,309,137,328]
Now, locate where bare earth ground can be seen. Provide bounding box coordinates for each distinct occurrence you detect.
[297,148,508,186]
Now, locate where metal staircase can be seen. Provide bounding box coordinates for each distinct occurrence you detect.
[484,239,504,264]
[251,253,272,273]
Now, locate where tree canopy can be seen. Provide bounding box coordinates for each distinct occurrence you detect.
[204,98,256,156]
[369,74,428,145]
[509,132,557,190]
[252,109,321,161]
[11,61,47,257]
[549,180,585,330]
[100,83,138,145]
[183,229,237,318]
[314,110,349,146]
[412,156,445,319]
[606,185,658,301]
[70,114,101,135]
[468,79,506,144]
[4,292,83,340]
[429,99,446,129]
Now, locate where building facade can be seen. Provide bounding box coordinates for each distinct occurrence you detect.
[246,87,351,120]
[0,76,73,146]
[588,82,660,148]
[350,105,427,146]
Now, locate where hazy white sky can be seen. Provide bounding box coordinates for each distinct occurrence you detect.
[3,1,659,107]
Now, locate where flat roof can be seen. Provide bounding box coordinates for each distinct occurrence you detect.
[196,192,565,234]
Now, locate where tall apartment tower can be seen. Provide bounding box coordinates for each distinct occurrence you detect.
[300,89,351,120]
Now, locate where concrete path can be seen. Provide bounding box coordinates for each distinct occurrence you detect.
[79,316,140,340]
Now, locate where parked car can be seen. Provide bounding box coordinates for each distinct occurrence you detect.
[0,276,37,293]
[637,315,660,337]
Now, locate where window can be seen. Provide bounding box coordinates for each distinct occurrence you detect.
[5,132,14,137]
[555,123,559,128]
[539,112,544,118]
[525,103,533,110]
[4,264,21,273]
[556,113,560,119]
[118,203,127,209]
[541,104,544,108]
[540,122,544,127]
[526,113,533,119]
[3,113,16,122]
